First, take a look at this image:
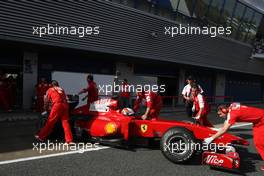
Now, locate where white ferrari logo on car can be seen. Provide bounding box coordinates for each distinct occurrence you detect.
[140,124,148,133]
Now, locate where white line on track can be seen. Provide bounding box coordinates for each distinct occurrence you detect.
[0,146,109,165]
[230,123,252,129]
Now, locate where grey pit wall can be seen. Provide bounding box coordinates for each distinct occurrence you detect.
[23,52,38,109]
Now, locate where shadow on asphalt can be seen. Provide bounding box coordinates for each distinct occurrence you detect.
[0,120,37,153]
[238,147,261,175]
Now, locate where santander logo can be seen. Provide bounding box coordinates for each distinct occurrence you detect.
[204,155,224,166]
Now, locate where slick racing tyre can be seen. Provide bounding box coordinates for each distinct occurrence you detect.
[36,114,48,133]
[160,127,196,163]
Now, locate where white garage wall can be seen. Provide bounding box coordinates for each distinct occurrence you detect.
[52,69,158,107]
[52,71,115,107]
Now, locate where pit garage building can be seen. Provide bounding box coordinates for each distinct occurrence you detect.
[0,0,263,109]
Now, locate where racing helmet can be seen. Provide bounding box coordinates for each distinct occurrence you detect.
[121,108,135,116]
[225,145,236,153]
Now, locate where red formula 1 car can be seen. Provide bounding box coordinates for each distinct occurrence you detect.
[38,96,249,171]
[68,98,249,170]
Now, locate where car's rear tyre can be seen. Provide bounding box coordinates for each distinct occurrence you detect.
[160,127,196,163]
[35,114,47,133]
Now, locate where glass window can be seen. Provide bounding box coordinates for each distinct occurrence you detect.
[170,0,181,12]
[185,0,197,17]
[156,1,174,20]
[192,0,211,19]
[236,7,254,42]
[149,1,158,15]
[176,12,190,24]
[136,0,151,12]
[220,0,236,27]
[176,0,192,24]
[207,0,224,26]
[229,2,246,39]
[247,12,263,43]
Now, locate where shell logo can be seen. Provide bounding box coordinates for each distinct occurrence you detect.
[104,122,117,134]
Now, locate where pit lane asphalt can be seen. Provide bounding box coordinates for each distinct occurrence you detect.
[0,112,263,176]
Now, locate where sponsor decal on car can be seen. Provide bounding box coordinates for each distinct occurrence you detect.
[204,154,224,166]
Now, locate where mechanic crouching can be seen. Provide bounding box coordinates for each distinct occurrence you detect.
[133,90,162,120]
[204,103,264,171]
[35,80,73,144]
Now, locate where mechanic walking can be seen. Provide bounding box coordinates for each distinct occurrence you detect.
[204,103,264,171]
[182,76,203,117]
[191,84,213,127]
[133,90,162,120]
[79,74,98,106]
[36,80,73,143]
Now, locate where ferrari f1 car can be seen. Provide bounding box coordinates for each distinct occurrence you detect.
[38,96,249,171]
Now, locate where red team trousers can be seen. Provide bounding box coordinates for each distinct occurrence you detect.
[253,124,264,160]
[0,91,9,111]
[38,102,73,143]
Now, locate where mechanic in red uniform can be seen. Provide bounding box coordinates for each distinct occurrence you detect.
[36,78,50,112]
[119,78,130,109]
[204,103,264,171]
[133,90,162,120]
[78,74,98,106]
[0,71,11,112]
[191,84,213,127]
[35,80,73,143]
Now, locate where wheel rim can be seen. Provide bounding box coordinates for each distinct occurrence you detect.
[167,135,190,156]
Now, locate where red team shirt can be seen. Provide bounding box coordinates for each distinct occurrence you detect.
[145,92,161,109]
[134,91,162,112]
[227,103,264,126]
[193,93,210,115]
[46,86,67,105]
[82,81,98,104]
[37,83,50,97]
[120,82,130,98]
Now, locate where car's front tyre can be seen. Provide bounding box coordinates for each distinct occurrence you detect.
[160,127,196,163]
